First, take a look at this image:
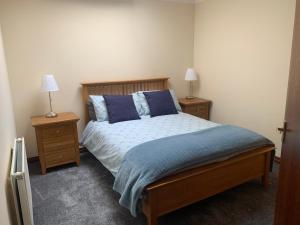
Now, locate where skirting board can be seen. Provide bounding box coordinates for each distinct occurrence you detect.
[27,156,39,163]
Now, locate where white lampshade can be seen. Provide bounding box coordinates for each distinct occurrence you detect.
[185,68,197,81]
[41,74,59,92]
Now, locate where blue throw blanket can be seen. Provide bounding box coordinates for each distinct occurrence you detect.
[113,125,273,216]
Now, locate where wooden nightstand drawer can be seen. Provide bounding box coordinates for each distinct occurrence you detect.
[31,112,80,174]
[43,141,75,154]
[185,105,209,119]
[42,124,73,138]
[179,98,211,120]
[43,134,75,146]
[45,148,76,166]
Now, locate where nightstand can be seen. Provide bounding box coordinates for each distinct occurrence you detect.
[178,97,211,120]
[31,112,80,174]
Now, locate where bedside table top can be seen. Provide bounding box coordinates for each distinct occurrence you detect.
[178,97,211,106]
[31,112,80,127]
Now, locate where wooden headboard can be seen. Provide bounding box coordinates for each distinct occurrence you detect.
[81,77,169,124]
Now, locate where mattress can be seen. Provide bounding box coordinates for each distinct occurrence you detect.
[80,112,219,176]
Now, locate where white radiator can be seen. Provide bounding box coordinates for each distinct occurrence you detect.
[11,138,34,225]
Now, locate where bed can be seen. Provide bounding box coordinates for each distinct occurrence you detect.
[81,77,274,225]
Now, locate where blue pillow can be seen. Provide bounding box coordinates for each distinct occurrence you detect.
[103,95,141,124]
[136,89,182,116]
[143,90,178,117]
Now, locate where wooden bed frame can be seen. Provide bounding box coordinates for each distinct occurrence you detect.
[81,77,274,225]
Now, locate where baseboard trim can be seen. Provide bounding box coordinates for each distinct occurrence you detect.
[274,156,281,164]
[27,147,88,163]
[27,156,39,163]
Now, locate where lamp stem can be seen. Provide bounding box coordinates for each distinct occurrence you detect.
[48,91,53,112]
[186,81,195,99]
[45,92,57,118]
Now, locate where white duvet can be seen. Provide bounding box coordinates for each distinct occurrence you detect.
[80,112,219,176]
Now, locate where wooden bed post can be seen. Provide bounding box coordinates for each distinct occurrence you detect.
[143,191,158,225]
[82,85,90,125]
[262,151,271,189]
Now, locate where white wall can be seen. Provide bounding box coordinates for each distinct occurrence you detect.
[0,26,16,225]
[0,0,195,157]
[194,0,296,156]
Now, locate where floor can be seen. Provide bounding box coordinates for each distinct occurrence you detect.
[29,152,278,225]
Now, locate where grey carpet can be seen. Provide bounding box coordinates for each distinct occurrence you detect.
[29,151,278,225]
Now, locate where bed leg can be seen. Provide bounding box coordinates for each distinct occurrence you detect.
[146,213,157,225]
[143,191,158,225]
[262,174,269,189]
[262,151,271,189]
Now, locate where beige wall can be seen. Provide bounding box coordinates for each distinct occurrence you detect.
[0,26,16,225]
[0,0,296,158]
[0,0,195,157]
[194,0,296,156]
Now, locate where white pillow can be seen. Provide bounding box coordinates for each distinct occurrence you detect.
[89,95,108,122]
[170,89,182,112]
[132,92,145,116]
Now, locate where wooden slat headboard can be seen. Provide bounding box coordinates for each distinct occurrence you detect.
[81,77,169,124]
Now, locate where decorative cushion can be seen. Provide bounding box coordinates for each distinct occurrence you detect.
[143,90,178,117]
[89,94,143,121]
[103,95,141,124]
[137,89,181,115]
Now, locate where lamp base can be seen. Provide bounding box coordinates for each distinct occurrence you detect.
[186,96,196,99]
[45,112,58,118]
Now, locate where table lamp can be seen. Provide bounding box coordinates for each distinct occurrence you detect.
[185,68,197,99]
[41,74,59,118]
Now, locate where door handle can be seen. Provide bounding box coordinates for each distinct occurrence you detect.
[277,121,290,143]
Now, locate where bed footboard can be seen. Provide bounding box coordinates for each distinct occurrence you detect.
[142,146,274,225]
